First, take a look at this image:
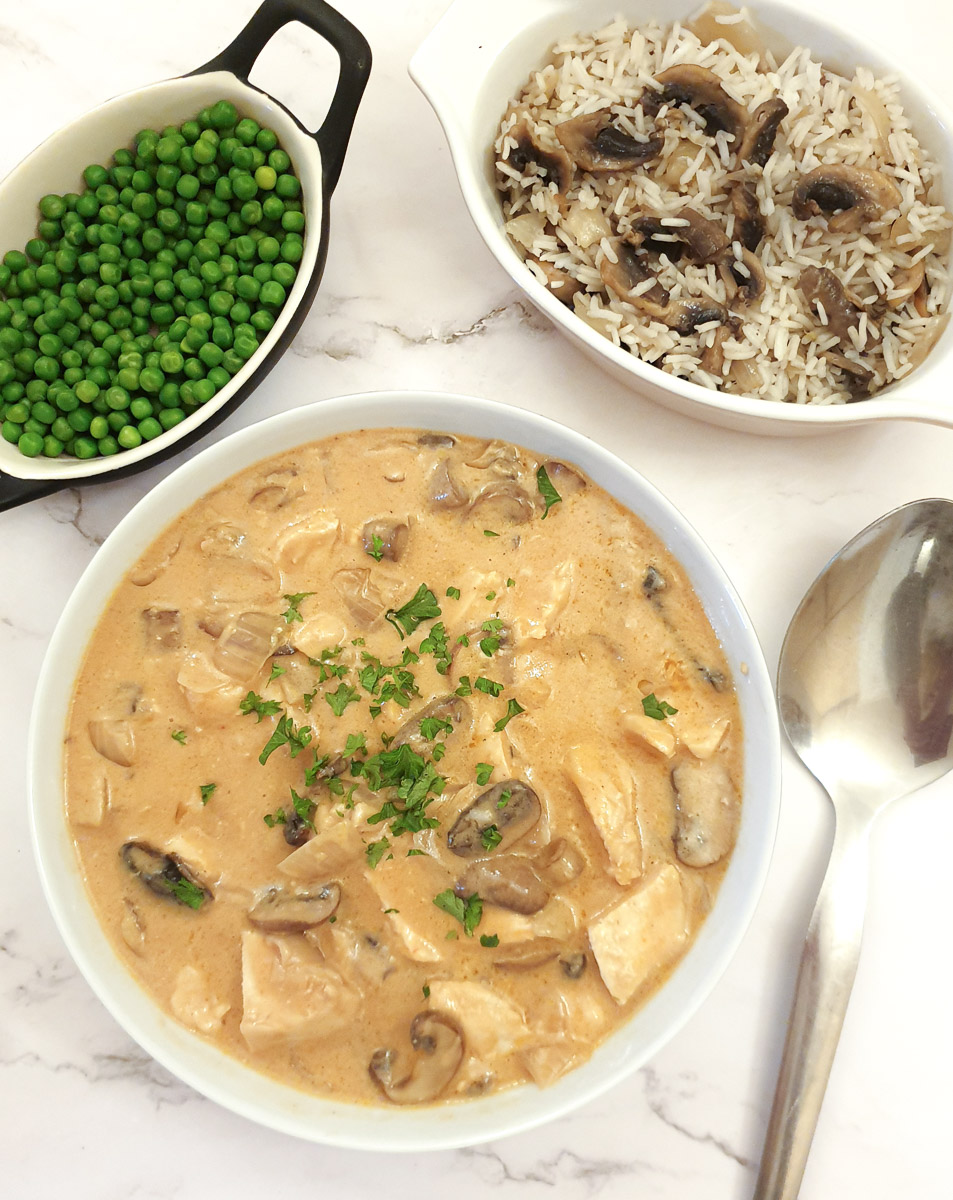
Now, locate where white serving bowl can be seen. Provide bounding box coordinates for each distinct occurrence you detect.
[0,0,370,510]
[29,390,780,1150]
[410,0,953,435]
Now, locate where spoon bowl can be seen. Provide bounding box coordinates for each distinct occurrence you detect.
[756,498,953,1198]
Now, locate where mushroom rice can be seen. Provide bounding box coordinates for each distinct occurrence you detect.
[494,3,952,404]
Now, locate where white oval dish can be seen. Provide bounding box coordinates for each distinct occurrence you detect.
[29,390,780,1150]
[410,0,953,435]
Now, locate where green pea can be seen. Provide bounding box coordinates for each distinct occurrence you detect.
[1,420,22,444]
[139,367,165,393]
[255,165,277,191]
[83,164,109,189]
[232,173,258,202]
[17,430,44,457]
[97,435,120,456]
[129,397,154,421]
[138,416,164,439]
[257,236,280,263]
[275,174,301,199]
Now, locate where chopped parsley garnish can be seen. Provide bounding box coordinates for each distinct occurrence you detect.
[485,591,496,601]
[406,848,425,857]
[385,584,441,639]
[418,621,451,675]
[506,578,515,588]
[456,634,470,647]
[482,618,504,633]
[483,529,499,538]
[475,762,494,786]
[162,876,206,909]
[497,788,512,809]
[282,591,314,623]
[268,662,286,683]
[240,691,282,722]
[493,698,525,732]
[642,693,678,720]
[344,732,368,756]
[422,984,431,998]
[481,825,503,851]
[419,716,453,741]
[446,586,461,600]
[366,837,390,869]
[263,808,287,827]
[259,714,313,764]
[479,636,500,657]
[480,934,500,948]
[289,787,315,829]
[359,652,419,715]
[536,464,562,519]
[474,676,504,697]
[302,689,317,712]
[433,889,483,937]
[366,534,385,562]
[432,742,446,762]
[199,783,217,805]
[304,752,332,787]
[171,729,187,744]
[455,675,473,697]
[325,683,360,717]
[401,646,420,666]
[356,743,445,837]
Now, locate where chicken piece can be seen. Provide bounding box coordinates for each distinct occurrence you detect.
[170,964,230,1034]
[520,989,612,1086]
[426,980,531,1060]
[239,931,357,1050]
[511,561,575,641]
[671,756,740,867]
[278,822,364,884]
[588,865,687,1004]
[277,512,339,573]
[623,709,677,757]
[677,715,730,760]
[365,852,457,963]
[566,743,643,885]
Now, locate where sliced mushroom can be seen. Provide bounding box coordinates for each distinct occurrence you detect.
[792,164,902,233]
[887,260,926,310]
[458,855,549,914]
[527,255,584,305]
[213,611,280,682]
[701,325,730,375]
[631,210,729,263]
[601,238,730,333]
[736,97,788,167]
[418,432,455,448]
[800,266,865,345]
[554,108,663,172]
[731,181,765,251]
[393,695,471,755]
[142,608,181,650]
[248,883,340,932]
[643,565,667,598]
[559,951,587,979]
[671,757,740,867]
[506,117,574,196]
[447,780,541,858]
[120,841,211,907]
[88,718,135,767]
[718,247,765,304]
[823,350,876,400]
[468,480,536,526]
[539,460,587,498]
[644,65,747,142]
[369,1012,464,1104]
[491,937,562,972]
[534,836,584,886]
[362,518,409,563]
[428,459,469,510]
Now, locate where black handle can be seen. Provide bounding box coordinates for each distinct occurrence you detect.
[0,470,65,514]
[194,0,371,196]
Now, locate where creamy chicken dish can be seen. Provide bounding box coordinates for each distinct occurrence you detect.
[64,428,742,1105]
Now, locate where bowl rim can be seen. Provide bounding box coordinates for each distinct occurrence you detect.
[29,388,781,1150]
[409,0,953,430]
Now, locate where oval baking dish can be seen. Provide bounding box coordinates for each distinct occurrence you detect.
[0,0,370,512]
[410,0,953,435]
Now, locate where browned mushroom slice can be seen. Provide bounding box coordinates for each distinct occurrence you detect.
[393,695,471,755]
[731,180,765,251]
[800,266,865,345]
[369,1012,464,1104]
[491,938,562,972]
[88,718,136,767]
[428,458,469,510]
[362,518,409,563]
[554,108,663,171]
[671,758,740,867]
[142,607,181,650]
[823,350,876,400]
[644,65,747,142]
[418,432,455,448]
[643,565,666,598]
[631,210,729,263]
[601,239,730,333]
[664,298,731,335]
[718,247,766,304]
[447,780,541,858]
[527,255,584,305]
[458,855,549,914]
[700,325,730,375]
[887,260,927,310]
[736,97,788,167]
[559,952,588,979]
[121,841,211,908]
[506,118,574,196]
[538,461,587,499]
[469,480,536,526]
[247,883,340,932]
[792,164,902,233]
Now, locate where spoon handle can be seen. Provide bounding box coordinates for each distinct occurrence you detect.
[753,803,871,1199]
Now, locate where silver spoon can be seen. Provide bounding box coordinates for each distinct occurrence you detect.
[754,498,953,1199]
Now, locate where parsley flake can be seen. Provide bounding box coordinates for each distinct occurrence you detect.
[475,676,504,697]
[240,691,282,722]
[162,876,206,909]
[455,675,473,697]
[171,729,187,744]
[325,683,360,717]
[536,464,562,519]
[446,586,461,600]
[475,762,494,786]
[481,825,503,851]
[259,714,312,764]
[434,889,483,937]
[642,693,678,720]
[199,783,216,805]
[385,584,441,639]
[263,808,287,827]
[480,933,500,948]
[483,530,499,538]
[366,534,385,562]
[366,837,390,869]
[268,662,286,683]
[282,592,314,624]
[493,698,525,732]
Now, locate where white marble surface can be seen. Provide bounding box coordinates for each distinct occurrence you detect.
[2,0,952,1194]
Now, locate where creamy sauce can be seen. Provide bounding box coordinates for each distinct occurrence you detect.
[64,429,743,1106]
